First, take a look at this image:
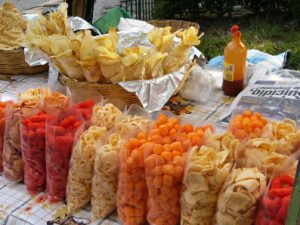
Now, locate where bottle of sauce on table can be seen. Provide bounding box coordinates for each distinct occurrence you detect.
[222,25,247,96]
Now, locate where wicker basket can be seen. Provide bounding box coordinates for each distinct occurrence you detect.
[149,20,200,32]
[58,74,142,106]
[58,20,199,107]
[0,48,48,75]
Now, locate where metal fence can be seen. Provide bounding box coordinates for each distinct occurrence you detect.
[120,0,155,21]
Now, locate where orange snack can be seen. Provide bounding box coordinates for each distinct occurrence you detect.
[0,102,9,172]
[229,111,268,140]
[117,134,148,225]
[144,114,214,225]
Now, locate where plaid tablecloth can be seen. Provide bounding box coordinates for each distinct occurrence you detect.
[0,73,233,225]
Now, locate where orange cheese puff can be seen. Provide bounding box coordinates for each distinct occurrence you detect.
[117,135,148,225]
[229,110,268,141]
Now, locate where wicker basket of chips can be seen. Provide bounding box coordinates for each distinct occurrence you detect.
[58,74,142,105]
[0,2,48,76]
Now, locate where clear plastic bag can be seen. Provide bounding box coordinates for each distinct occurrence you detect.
[181,145,232,225]
[66,126,107,213]
[143,114,214,225]
[215,166,267,225]
[0,101,11,172]
[91,105,151,221]
[46,96,96,203]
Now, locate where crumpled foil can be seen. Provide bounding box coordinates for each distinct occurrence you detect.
[23,16,100,66]
[68,17,101,35]
[117,30,201,112]
[119,65,189,112]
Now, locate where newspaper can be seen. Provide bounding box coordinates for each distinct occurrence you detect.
[219,68,300,126]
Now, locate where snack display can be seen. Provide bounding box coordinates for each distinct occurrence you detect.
[23,5,201,83]
[0,102,9,172]
[91,115,151,220]
[144,114,213,225]
[215,167,266,225]
[46,99,94,203]
[21,111,48,195]
[229,111,268,140]
[256,174,294,225]
[181,145,231,225]
[0,2,27,50]
[67,126,107,213]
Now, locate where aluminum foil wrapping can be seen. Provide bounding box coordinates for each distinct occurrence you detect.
[68,17,101,35]
[119,65,189,112]
[116,30,201,112]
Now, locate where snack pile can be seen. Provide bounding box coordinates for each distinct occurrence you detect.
[23,4,200,83]
[0,2,27,50]
[0,87,298,225]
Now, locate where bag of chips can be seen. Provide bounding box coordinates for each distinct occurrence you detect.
[181,145,232,225]
[215,167,267,225]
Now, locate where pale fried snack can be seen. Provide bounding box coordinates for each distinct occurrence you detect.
[0,2,27,50]
[215,167,266,225]
[67,126,107,213]
[91,103,124,130]
[91,133,121,220]
[181,146,232,225]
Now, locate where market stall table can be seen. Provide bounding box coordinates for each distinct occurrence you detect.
[0,73,233,225]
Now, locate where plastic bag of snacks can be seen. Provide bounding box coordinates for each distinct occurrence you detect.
[46,98,95,203]
[144,114,213,225]
[3,89,47,181]
[255,155,298,225]
[67,126,107,213]
[215,167,266,225]
[21,110,48,195]
[91,107,151,220]
[181,145,232,225]
[117,133,149,225]
[91,133,122,220]
[0,101,10,172]
[256,173,295,225]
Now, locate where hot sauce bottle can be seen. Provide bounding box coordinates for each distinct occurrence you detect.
[222,25,247,96]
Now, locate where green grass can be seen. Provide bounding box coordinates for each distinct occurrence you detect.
[197,15,300,70]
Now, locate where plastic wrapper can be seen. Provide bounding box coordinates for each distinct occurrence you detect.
[91,107,151,221]
[46,98,95,203]
[179,65,215,103]
[215,167,266,225]
[256,173,295,225]
[181,145,232,225]
[3,103,23,181]
[117,134,148,225]
[3,89,47,181]
[21,110,47,195]
[66,126,107,213]
[143,114,213,225]
[0,102,10,172]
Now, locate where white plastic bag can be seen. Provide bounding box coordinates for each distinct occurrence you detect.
[180,65,215,103]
